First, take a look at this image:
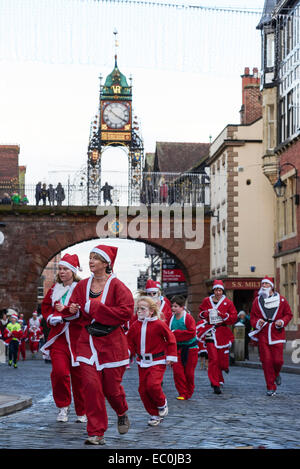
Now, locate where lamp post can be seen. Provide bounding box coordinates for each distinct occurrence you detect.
[273,162,299,205]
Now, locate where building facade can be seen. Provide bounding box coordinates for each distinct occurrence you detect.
[207,67,275,315]
[258,0,300,344]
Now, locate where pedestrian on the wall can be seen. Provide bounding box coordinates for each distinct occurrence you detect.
[48,184,55,206]
[198,280,237,395]
[35,182,42,206]
[66,244,134,446]
[40,184,49,206]
[249,276,292,396]
[55,183,65,206]
[41,254,86,423]
[169,295,198,401]
[101,182,113,205]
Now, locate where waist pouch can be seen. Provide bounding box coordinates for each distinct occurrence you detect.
[85,322,118,337]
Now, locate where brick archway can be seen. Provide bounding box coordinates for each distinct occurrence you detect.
[0,205,210,318]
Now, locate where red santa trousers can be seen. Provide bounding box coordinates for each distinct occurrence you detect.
[206,342,229,387]
[258,340,284,391]
[18,341,26,360]
[30,341,40,354]
[138,364,166,416]
[80,362,128,437]
[50,336,85,416]
[172,348,198,399]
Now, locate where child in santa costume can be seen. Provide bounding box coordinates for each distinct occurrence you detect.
[28,311,41,330]
[17,315,28,361]
[28,325,44,357]
[4,314,23,368]
[66,244,134,446]
[41,253,86,423]
[249,276,292,396]
[145,279,172,324]
[127,296,177,427]
[198,280,237,394]
[169,295,198,400]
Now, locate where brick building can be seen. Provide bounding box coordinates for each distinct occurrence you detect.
[206,67,275,315]
[0,144,26,198]
[258,0,300,345]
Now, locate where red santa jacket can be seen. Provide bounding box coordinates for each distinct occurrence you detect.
[127,316,177,368]
[65,274,134,371]
[28,326,44,343]
[41,281,82,365]
[197,295,237,348]
[249,293,292,345]
[159,297,172,324]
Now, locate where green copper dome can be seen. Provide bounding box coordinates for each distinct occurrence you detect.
[102,55,131,98]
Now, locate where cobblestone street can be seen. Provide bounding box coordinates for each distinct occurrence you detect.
[1,357,300,451]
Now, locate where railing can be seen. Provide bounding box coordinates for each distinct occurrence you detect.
[0,172,210,207]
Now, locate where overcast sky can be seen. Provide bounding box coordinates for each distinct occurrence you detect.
[0,0,265,290]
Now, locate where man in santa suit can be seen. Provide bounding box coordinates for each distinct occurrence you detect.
[66,244,134,446]
[198,279,237,394]
[145,279,172,325]
[28,311,41,330]
[41,253,86,423]
[249,276,292,396]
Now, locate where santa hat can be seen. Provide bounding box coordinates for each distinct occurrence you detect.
[90,245,118,269]
[261,276,274,288]
[145,279,161,293]
[10,314,18,320]
[212,279,225,290]
[59,253,82,273]
[32,311,38,316]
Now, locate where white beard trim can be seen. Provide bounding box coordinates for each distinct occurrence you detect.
[51,283,71,306]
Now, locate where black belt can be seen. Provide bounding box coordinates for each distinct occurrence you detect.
[137,351,164,360]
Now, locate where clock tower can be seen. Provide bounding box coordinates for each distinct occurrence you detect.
[87,34,144,205]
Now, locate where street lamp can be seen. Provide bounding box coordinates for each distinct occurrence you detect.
[273,162,299,205]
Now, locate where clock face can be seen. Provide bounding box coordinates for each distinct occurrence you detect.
[103,102,130,129]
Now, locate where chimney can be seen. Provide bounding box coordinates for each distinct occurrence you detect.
[240,67,262,125]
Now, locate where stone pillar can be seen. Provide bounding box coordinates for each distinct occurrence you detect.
[233,321,245,361]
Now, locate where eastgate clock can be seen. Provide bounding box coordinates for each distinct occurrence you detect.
[103,102,130,129]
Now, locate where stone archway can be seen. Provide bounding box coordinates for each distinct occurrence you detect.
[0,205,210,318]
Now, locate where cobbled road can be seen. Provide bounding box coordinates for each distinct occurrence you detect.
[0,359,300,450]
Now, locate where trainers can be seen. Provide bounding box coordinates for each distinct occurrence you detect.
[213,386,222,395]
[76,414,87,423]
[148,416,163,426]
[275,374,282,386]
[85,435,105,445]
[56,406,69,422]
[117,414,130,434]
[176,396,186,400]
[8,360,12,366]
[13,363,18,369]
[266,390,276,396]
[158,402,168,418]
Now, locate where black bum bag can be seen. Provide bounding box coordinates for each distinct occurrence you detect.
[85,322,118,337]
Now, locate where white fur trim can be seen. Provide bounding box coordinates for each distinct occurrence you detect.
[212,284,224,290]
[90,248,111,264]
[261,278,274,288]
[59,260,78,273]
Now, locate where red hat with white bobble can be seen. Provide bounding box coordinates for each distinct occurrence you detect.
[59,253,82,273]
[90,245,118,270]
[212,279,225,290]
[145,279,161,293]
[261,276,274,288]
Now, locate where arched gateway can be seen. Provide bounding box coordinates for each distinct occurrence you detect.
[0,204,210,318]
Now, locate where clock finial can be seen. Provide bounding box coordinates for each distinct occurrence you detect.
[113,28,119,66]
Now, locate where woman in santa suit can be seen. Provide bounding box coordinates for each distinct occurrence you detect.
[41,253,86,423]
[249,276,292,396]
[127,296,177,427]
[198,280,237,395]
[66,244,134,446]
[145,279,172,324]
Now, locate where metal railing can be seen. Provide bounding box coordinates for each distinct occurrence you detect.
[0,172,210,207]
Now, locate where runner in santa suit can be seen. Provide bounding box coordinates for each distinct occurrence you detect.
[28,325,44,357]
[41,253,86,423]
[66,244,134,446]
[127,296,177,427]
[198,279,237,394]
[145,279,172,324]
[169,295,198,400]
[249,276,292,396]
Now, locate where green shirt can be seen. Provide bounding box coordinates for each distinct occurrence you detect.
[172,315,198,348]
